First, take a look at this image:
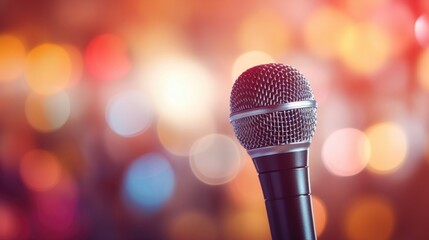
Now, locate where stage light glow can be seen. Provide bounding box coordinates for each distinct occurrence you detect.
[189,134,241,185]
[0,34,26,82]
[417,47,429,92]
[415,15,429,47]
[141,55,216,128]
[312,196,328,238]
[322,128,370,177]
[237,8,291,55]
[222,208,270,240]
[168,211,217,240]
[365,122,407,174]
[231,51,275,81]
[156,112,216,157]
[131,25,187,61]
[344,195,395,240]
[123,153,175,213]
[237,8,291,56]
[0,203,18,240]
[35,175,78,236]
[338,22,391,75]
[20,150,62,192]
[304,6,351,59]
[393,115,427,180]
[372,2,414,56]
[85,33,131,81]
[106,90,153,137]
[342,0,387,17]
[26,43,71,95]
[63,44,83,86]
[227,154,262,208]
[25,91,71,132]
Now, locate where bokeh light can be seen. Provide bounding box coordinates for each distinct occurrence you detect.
[237,8,291,56]
[189,134,241,185]
[0,202,18,240]
[0,34,26,82]
[342,0,387,17]
[338,22,391,75]
[167,211,217,240]
[365,122,407,174]
[231,51,275,81]
[63,44,83,86]
[304,6,351,59]
[85,33,131,81]
[156,109,216,157]
[344,195,395,240]
[0,202,29,239]
[141,55,216,128]
[106,90,153,137]
[227,155,262,208]
[372,2,414,57]
[1,1,429,239]
[20,150,62,192]
[25,91,71,132]
[26,43,72,95]
[415,15,429,47]
[222,207,270,240]
[123,153,175,213]
[417,47,429,91]
[312,196,328,238]
[322,128,370,177]
[34,175,78,237]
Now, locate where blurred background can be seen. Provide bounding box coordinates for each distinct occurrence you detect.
[0,0,429,239]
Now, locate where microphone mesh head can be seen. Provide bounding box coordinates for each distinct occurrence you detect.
[229,63,317,150]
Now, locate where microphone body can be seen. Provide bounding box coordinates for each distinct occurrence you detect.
[253,150,315,240]
[229,63,318,240]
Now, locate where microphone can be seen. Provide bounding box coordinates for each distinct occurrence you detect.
[229,63,317,240]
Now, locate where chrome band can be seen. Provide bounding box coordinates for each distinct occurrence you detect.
[229,100,317,122]
[247,142,310,158]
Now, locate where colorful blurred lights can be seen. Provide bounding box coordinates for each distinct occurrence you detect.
[312,196,328,237]
[20,150,62,192]
[123,154,175,213]
[189,134,241,185]
[345,195,395,240]
[0,203,18,240]
[85,33,131,81]
[142,56,216,128]
[415,15,429,47]
[365,122,407,174]
[0,34,26,82]
[26,43,72,94]
[338,23,391,75]
[106,90,153,137]
[167,211,218,240]
[417,47,429,92]
[322,128,370,177]
[157,115,216,156]
[227,156,262,208]
[35,176,78,235]
[304,6,351,59]
[25,91,71,132]
[237,9,291,56]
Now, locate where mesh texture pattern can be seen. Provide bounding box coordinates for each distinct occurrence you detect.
[230,63,317,150]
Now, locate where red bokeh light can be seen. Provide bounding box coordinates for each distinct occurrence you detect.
[85,33,131,82]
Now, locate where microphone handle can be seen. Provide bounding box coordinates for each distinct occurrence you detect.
[253,150,316,240]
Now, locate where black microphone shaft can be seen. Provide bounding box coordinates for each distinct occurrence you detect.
[253,150,316,240]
